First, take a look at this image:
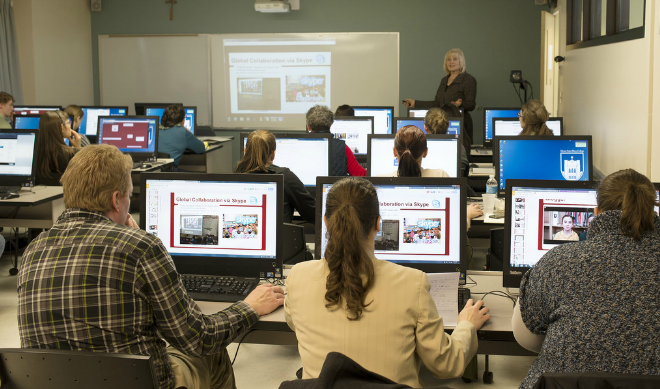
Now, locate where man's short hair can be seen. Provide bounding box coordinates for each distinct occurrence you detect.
[0,92,14,105]
[306,105,334,133]
[61,144,133,213]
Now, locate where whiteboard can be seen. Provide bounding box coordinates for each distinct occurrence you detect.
[98,35,212,125]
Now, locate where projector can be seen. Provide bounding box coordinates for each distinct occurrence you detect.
[255,0,291,13]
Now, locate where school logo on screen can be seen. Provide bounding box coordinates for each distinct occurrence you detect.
[560,151,584,181]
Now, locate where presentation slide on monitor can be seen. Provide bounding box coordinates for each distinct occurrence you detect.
[509,188,597,268]
[369,138,459,177]
[99,119,156,153]
[320,184,462,264]
[330,119,371,155]
[0,134,35,176]
[144,180,278,258]
[272,138,329,186]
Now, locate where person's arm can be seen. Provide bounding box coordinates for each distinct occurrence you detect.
[283,168,315,224]
[185,130,206,154]
[412,79,447,109]
[284,265,296,331]
[345,145,366,176]
[512,298,544,353]
[459,74,477,112]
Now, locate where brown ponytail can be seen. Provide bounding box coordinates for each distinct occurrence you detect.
[324,177,379,320]
[597,169,657,241]
[519,100,552,136]
[394,125,427,177]
[234,130,276,173]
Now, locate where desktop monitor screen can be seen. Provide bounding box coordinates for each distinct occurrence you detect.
[78,106,128,136]
[367,134,461,177]
[346,106,394,135]
[495,135,593,197]
[393,117,425,134]
[654,183,659,215]
[134,102,182,116]
[97,116,159,162]
[408,108,429,118]
[484,107,520,145]
[12,114,41,130]
[145,106,197,134]
[315,176,467,280]
[492,117,563,137]
[447,118,462,136]
[13,106,61,116]
[330,116,373,156]
[240,132,332,187]
[503,179,598,288]
[0,130,38,188]
[140,173,283,278]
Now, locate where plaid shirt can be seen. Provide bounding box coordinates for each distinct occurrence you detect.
[17,209,259,389]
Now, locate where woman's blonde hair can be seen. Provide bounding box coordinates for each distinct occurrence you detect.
[324,177,379,320]
[597,169,659,241]
[394,125,427,177]
[443,48,466,74]
[519,100,552,136]
[36,111,76,178]
[424,108,449,134]
[61,144,133,213]
[63,105,84,121]
[234,130,276,173]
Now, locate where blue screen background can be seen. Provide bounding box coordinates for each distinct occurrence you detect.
[485,109,519,141]
[14,116,40,129]
[396,119,425,133]
[447,120,461,135]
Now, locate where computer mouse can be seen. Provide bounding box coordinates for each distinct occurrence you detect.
[1,192,19,200]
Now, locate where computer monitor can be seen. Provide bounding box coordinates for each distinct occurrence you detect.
[0,130,38,193]
[12,114,41,130]
[140,173,283,278]
[134,102,182,116]
[240,132,332,187]
[483,107,520,146]
[408,108,429,118]
[97,116,159,163]
[367,134,461,177]
[492,117,563,137]
[495,135,593,197]
[502,179,598,288]
[447,117,462,135]
[78,106,128,136]
[145,106,197,134]
[654,183,659,215]
[315,176,467,281]
[393,117,425,134]
[330,116,373,156]
[352,106,394,135]
[13,106,62,116]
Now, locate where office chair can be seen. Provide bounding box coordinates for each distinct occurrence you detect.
[0,348,157,389]
[532,371,660,389]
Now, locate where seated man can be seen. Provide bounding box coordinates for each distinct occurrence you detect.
[0,92,14,129]
[17,144,284,389]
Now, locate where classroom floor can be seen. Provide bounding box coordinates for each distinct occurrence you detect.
[0,249,535,388]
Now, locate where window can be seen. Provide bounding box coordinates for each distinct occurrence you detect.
[567,0,645,50]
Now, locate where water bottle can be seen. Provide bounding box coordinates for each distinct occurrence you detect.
[486,175,498,194]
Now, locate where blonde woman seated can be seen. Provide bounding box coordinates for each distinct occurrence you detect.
[519,100,553,136]
[381,125,449,178]
[553,214,579,241]
[285,177,490,387]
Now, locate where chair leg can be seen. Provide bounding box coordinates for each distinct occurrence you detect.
[482,354,494,384]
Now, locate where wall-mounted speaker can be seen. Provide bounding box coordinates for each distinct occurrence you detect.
[91,0,102,12]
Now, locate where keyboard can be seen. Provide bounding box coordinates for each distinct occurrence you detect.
[181,274,258,302]
[0,186,21,194]
[458,288,471,311]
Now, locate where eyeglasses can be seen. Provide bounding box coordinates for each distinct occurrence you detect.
[517,111,522,117]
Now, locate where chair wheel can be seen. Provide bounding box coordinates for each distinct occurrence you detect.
[483,371,493,384]
[462,377,472,383]
[296,367,303,379]
[9,267,18,276]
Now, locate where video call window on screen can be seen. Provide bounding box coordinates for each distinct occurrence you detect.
[503,180,598,288]
[78,107,128,136]
[330,117,373,156]
[353,106,393,135]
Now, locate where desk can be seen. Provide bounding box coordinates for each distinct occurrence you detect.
[131,159,175,198]
[196,273,535,357]
[179,136,233,173]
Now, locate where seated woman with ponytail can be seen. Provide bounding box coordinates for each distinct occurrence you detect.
[284,177,490,387]
[234,130,315,224]
[518,100,553,136]
[512,169,660,389]
[381,125,449,177]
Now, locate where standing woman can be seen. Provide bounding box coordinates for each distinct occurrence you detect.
[403,48,477,147]
[63,105,91,147]
[518,100,553,136]
[36,111,81,186]
[158,105,206,168]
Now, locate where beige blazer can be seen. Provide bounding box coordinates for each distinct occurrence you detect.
[379,167,450,178]
[284,257,477,387]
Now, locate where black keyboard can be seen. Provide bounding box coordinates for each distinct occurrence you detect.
[458,288,471,311]
[181,274,258,302]
[0,186,21,194]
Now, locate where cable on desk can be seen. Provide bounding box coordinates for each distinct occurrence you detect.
[261,277,285,286]
[230,327,290,365]
[464,275,477,287]
[470,290,517,307]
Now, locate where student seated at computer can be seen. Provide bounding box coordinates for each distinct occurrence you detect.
[306,105,366,177]
[158,105,206,167]
[0,92,14,129]
[381,125,449,178]
[64,105,91,147]
[512,169,660,389]
[518,100,552,136]
[553,214,579,241]
[424,107,469,176]
[284,177,490,387]
[234,129,315,224]
[35,111,81,186]
[334,104,354,116]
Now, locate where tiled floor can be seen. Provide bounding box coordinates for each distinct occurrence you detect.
[0,252,535,388]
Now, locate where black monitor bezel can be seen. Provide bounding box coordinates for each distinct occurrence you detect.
[392,116,425,134]
[331,116,374,156]
[483,107,521,147]
[502,179,599,288]
[366,133,462,177]
[494,135,594,197]
[0,129,39,188]
[351,106,395,135]
[11,114,41,130]
[139,172,284,278]
[134,102,182,116]
[492,117,564,137]
[315,176,468,281]
[96,115,160,163]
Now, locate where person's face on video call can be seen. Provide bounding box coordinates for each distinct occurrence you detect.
[562,216,574,232]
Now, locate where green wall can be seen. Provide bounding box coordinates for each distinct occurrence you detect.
[91,0,543,150]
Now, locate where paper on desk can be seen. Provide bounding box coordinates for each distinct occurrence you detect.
[427,272,459,327]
